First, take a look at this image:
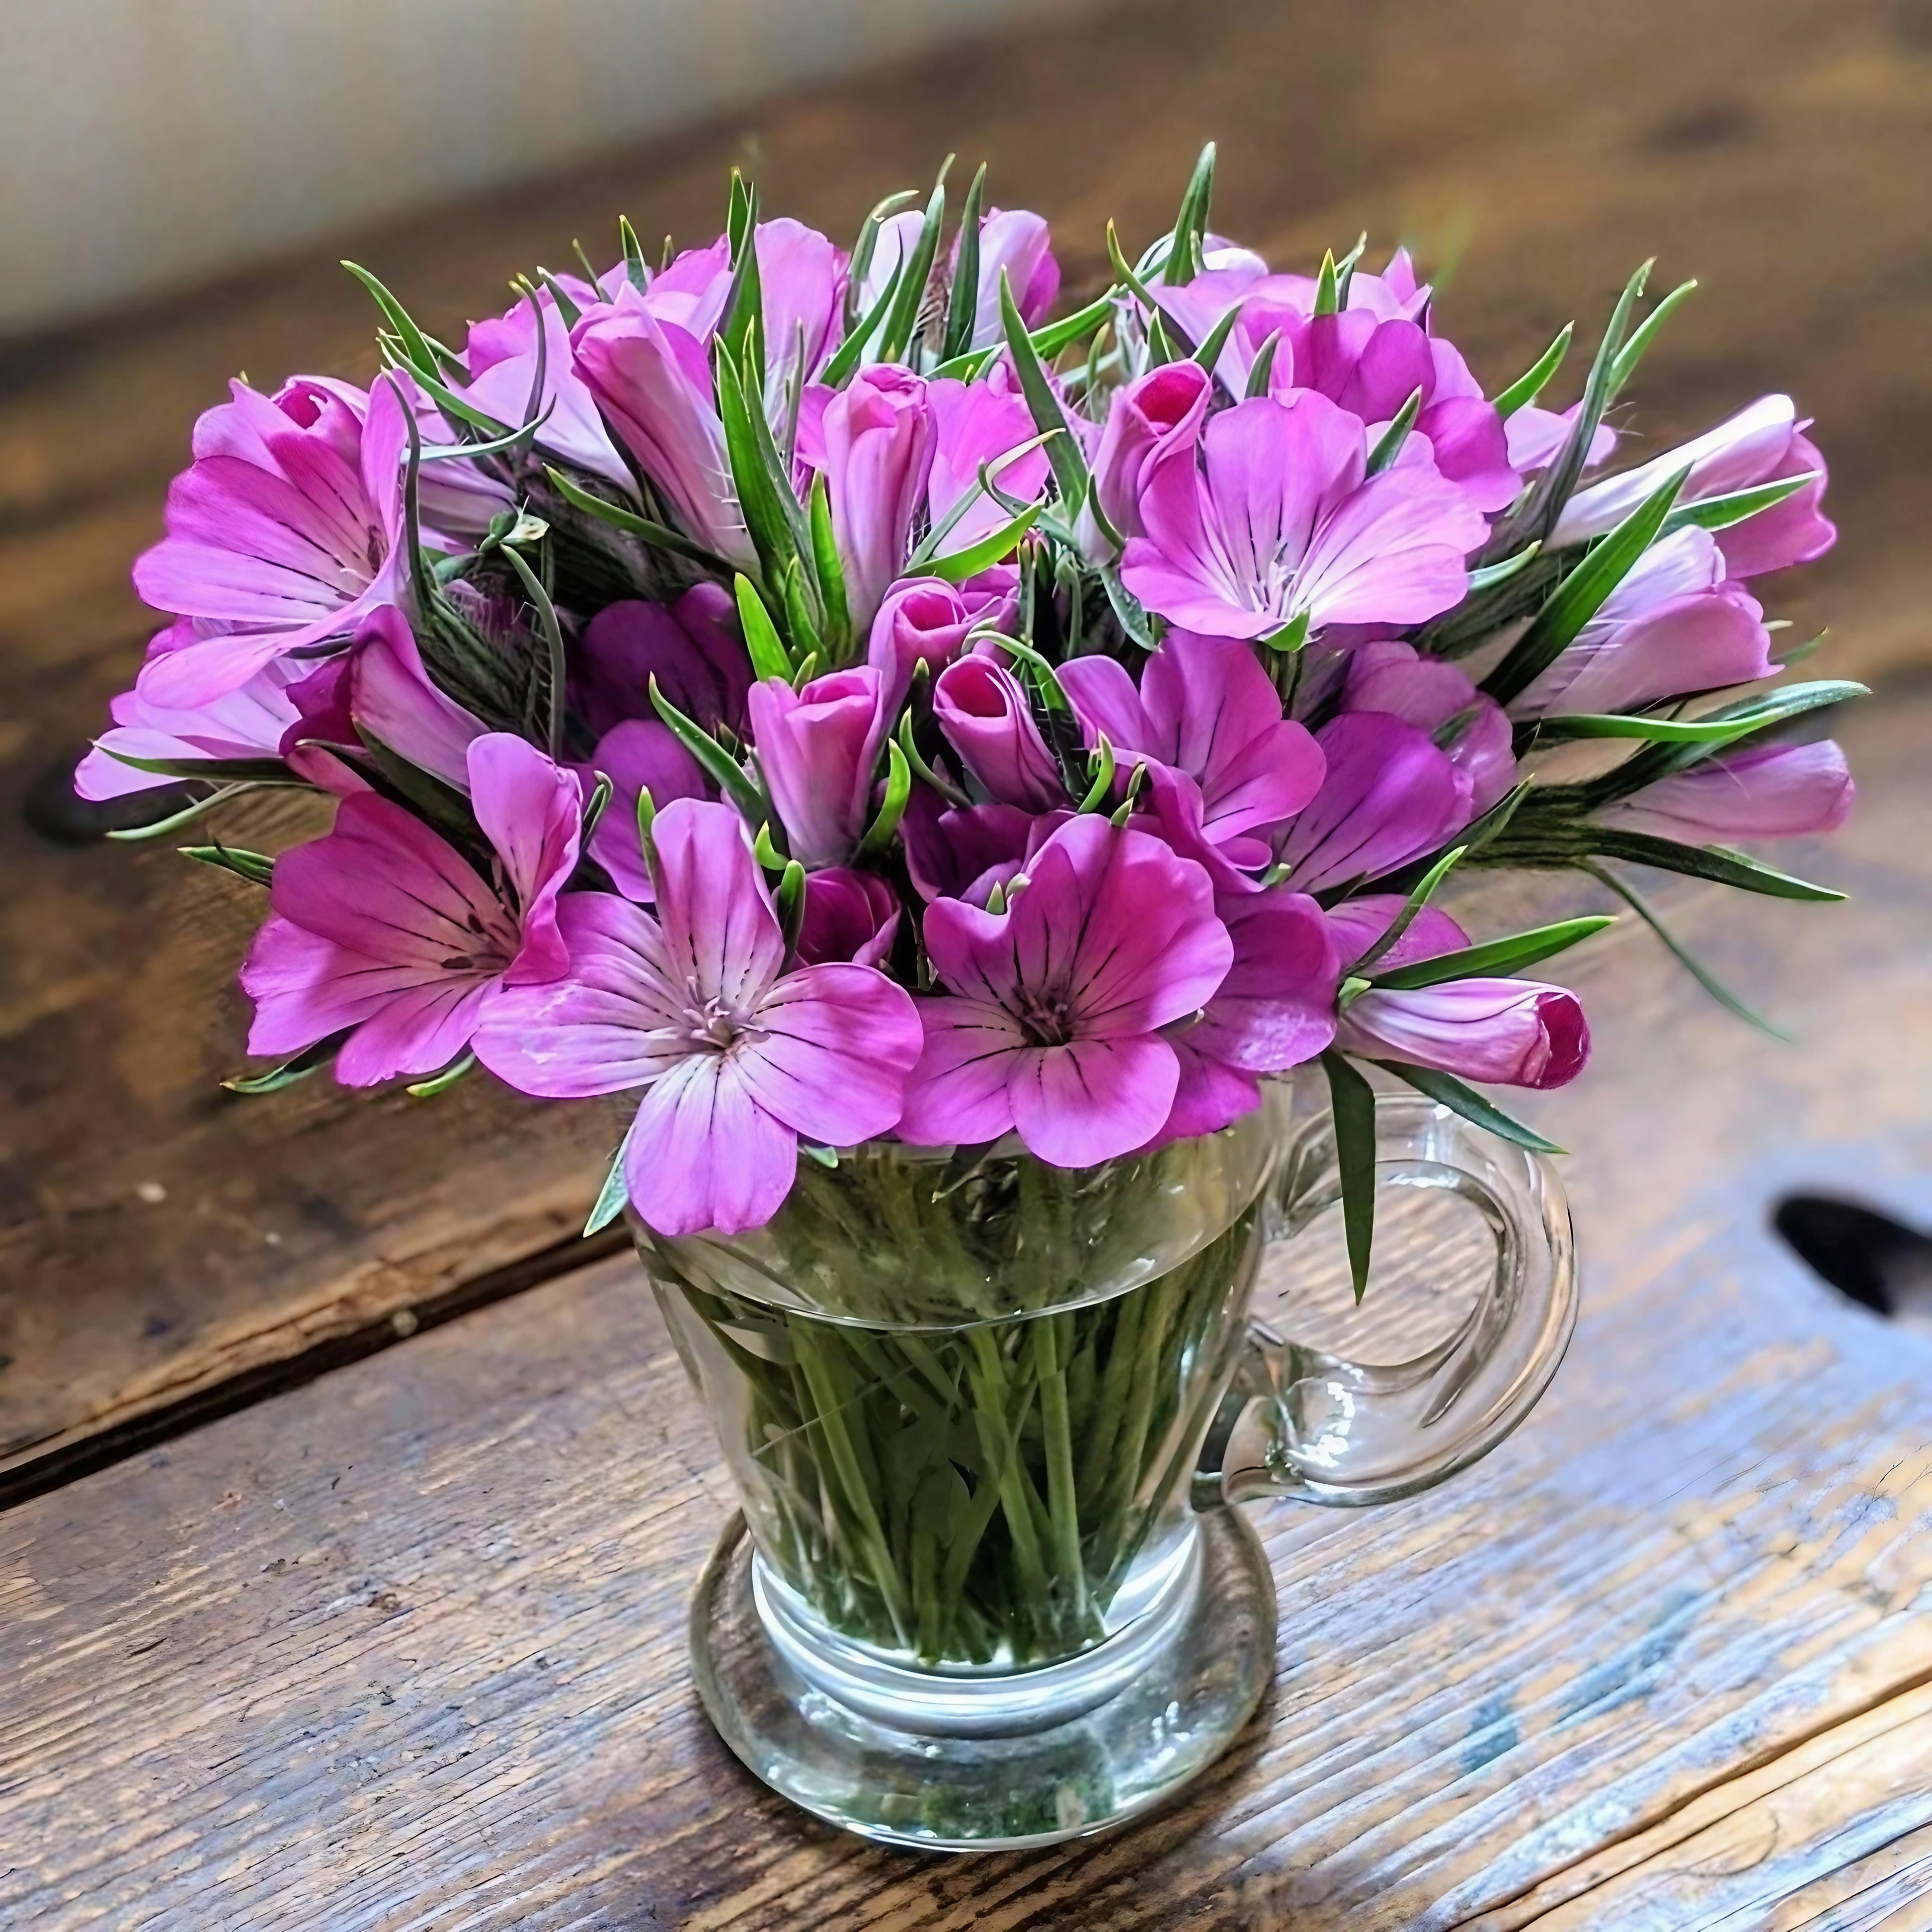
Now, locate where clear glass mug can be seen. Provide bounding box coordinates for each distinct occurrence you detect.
[635,1086,1575,1851]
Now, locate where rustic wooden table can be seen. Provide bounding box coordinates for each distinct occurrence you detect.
[4,1,1931,1925]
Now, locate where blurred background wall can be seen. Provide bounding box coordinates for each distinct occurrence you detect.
[1,0,1098,337]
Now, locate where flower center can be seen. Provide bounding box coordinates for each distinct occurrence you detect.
[439,905,518,976]
[1014,983,1076,1049]
[680,976,761,1053]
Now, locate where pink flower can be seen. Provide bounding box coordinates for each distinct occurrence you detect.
[816,365,936,630]
[1059,630,1324,888]
[77,654,305,800]
[1339,637,1516,816]
[576,585,749,739]
[1513,528,1773,718]
[133,375,418,708]
[1604,741,1854,845]
[899,816,1233,1166]
[931,655,1065,810]
[572,291,755,568]
[796,867,901,969]
[1120,393,1488,641]
[747,666,891,868]
[581,719,710,901]
[1328,898,1589,1089]
[1552,394,1834,578]
[1084,361,1213,555]
[866,577,998,713]
[1162,889,1339,1141]
[474,800,922,1237]
[926,374,1051,558]
[460,291,631,492]
[1275,712,1471,893]
[959,208,1061,349]
[240,734,582,1087]
[899,794,1037,906]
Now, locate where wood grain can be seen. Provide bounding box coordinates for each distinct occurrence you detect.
[4,0,1931,1481]
[4,693,1928,1927]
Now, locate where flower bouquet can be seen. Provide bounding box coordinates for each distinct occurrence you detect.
[86,146,1854,1846]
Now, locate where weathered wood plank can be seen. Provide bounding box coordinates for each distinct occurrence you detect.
[3,694,1927,1928]
[5,0,1930,1489]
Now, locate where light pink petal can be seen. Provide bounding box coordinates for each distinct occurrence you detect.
[466,734,583,981]
[584,718,709,901]
[1324,896,1469,974]
[1009,1036,1180,1167]
[738,962,922,1145]
[895,997,1026,1147]
[623,1055,800,1238]
[649,797,785,1009]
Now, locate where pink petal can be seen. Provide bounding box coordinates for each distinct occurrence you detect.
[649,798,785,1010]
[738,962,922,1145]
[466,734,583,983]
[1009,1035,1179,1166]
[895,997,1026,1146]
[623,1055,800,1238]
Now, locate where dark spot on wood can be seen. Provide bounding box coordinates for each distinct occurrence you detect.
[141,1313,176,1340]
[1775,1194,1932,1318]
[1462,1692,1519,1773]
[366,1589,404,1614]
[20,747,199,847]
[1645,100,1754,153]
[126,1636,165,1656]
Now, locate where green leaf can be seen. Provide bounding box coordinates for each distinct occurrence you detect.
[924,501,1042,582]
[406,1052,476,1099]
[1260,610,1311,653]
[533,268,582,331]
[1099,564,1158,650]
[1333,232,1369,309]
[100,751,296,784]
[1607,277,1697,401]
[584,1130,634,1236]
[341,262,454,380]
[999,269,1090,515]
[1244,329,1282,398]
[1465,542,1543,593]
[1579,860,1785,1037]
[1367,914,1615,991]
[780,554,823,667]
[498,543,568,761]
[1346,846,1466,974]
[542,465,728,569]
[896,706,970,808]
[1322,1051,1379,1303]
[942,163,988,363]
[719,180,766,378]
[821,264,906,388]
[1372,1062,1566,1153]
[1526,680,1866,750]
[224,1033,345,1095]
[179,843,275,887]
[1662,470,1819,538]
[106,782,284,841]
[877,161,950,364]
[650,675,766,822]
[736,574,793,682]
[1483,464,1688,705]
[1492,323,1572,418]
[618,215,650,293]
[1497,258,1652,552]
[1190,299,1246,383]
[846,188,920,334]
[775,857,807,954]
[1584,828,1845,901]
[1104,220,1172,333]
[808,472,853,663]
[1312,249,1340,317]
[855,738,912,858]
[1365,387,1424,474]
[581,770,613,843]
[715,347,802,586]
[1163,142,1216,286]
[1077,732,1117,814]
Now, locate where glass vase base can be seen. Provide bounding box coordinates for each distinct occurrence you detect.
[688,1506,1278,1852]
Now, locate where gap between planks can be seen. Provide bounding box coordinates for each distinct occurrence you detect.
[0,1226,630,1514]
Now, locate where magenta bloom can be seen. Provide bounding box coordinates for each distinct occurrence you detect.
[133,376,417,708]
[796,867,900,969]
[474,801,922,1237]
[1340,637,1516,816]
[572,291,755,568]
[1162,889,1339,1141]
[867,577,995,712]
[1328,897,1589,1089]
[1062,629,1323,867]
[927,375,1051,558]
[460,291,630,493]
[1120,393,1488,641]
[1553,394,1834,578]
[582,719,710,901]
[576,585,749,739]
[932,655,1065,811]
[1083,361,1213,556]
[241,734,581,1086]
[898,816,1233,1166]
[1514,528,1773,718]
[747,666,891,868]
[959,207,1061,349]
[900,794,1037,906]
[816,365,936,631]
[1605,741,1854,845]
[1275,711,1470,893]
[78,655,305,800]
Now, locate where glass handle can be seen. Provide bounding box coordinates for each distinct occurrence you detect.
[1205,1091,1577,1510]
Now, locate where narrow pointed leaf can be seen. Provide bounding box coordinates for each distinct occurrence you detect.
[1322,1051,1379,1303]
[1492,323,1572,418]
[407,1051,476,1099]
[1662,470,1820,538]
[808,472,853,663]
[736,574,794,681]
[1163,143,1216,285]
[942,164,988,364]
[1347,846,1466,974]
[1312,250,1340,317]
[1366,914,1615,991]
[618,215,650,292]
[179,844,275,887]
[1584,828,1846,901]
[650,675,766,822]
[1000,269,1090,513]
[224,1033,347,1095]
[855,739,912,858]
[1374,1061,1566,1153]
[584,1129,634,1236]
[542,465,728,569]
[1607,278,1697,401]
[1244,329,1282,398]
[925,502,1042,582]
[1366,387,1424,474]
[878,163,950,364]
